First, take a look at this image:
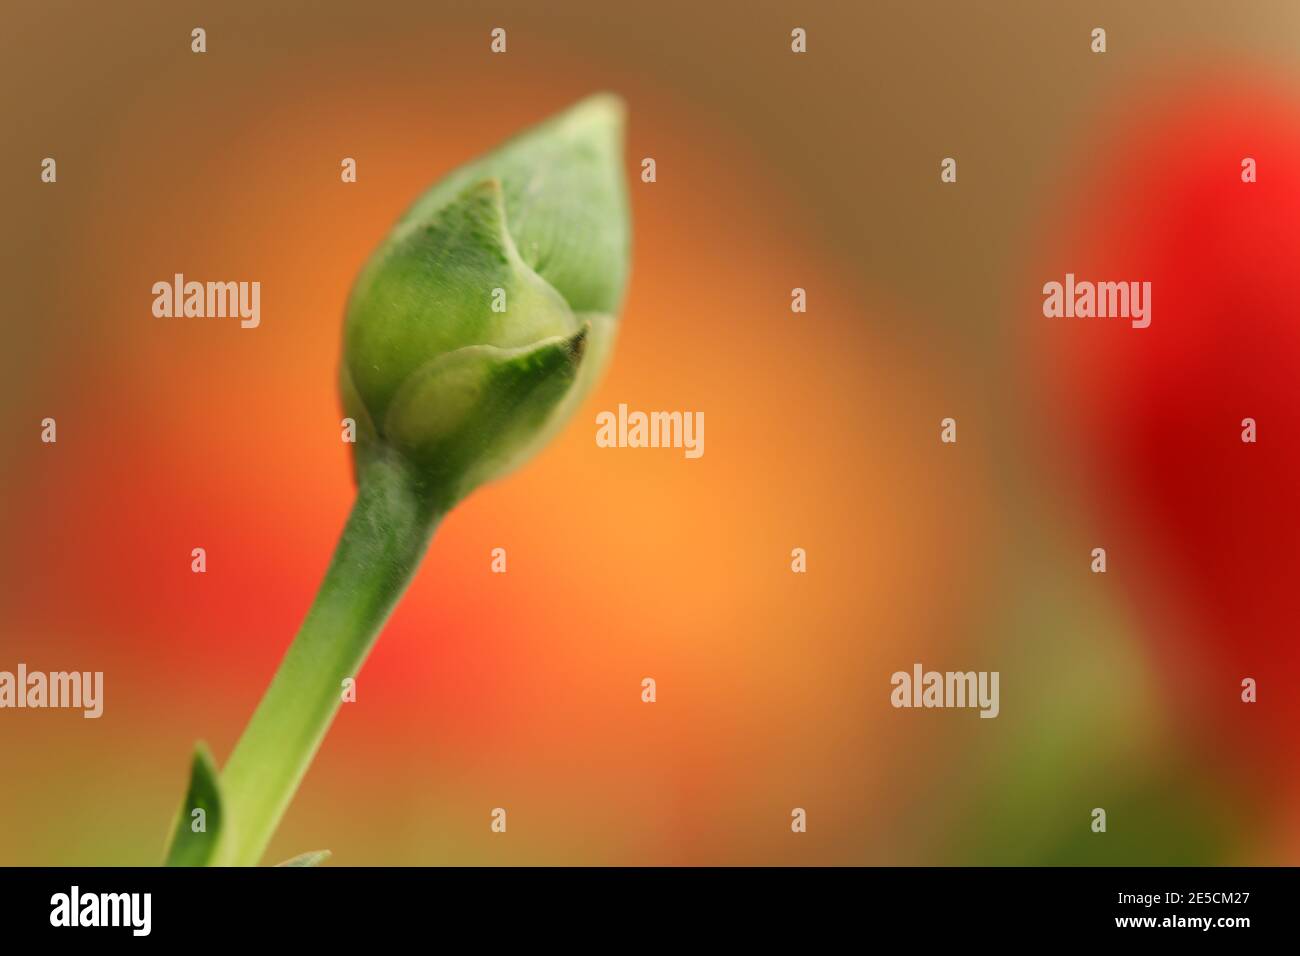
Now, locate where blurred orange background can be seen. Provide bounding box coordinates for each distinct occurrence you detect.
[1,0,1298,864]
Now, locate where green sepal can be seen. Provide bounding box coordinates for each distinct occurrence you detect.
[343,177,579,433]
[383,324,589,508]
[340,95,630,506]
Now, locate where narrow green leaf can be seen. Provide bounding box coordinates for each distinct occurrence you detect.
[162,743,224,866]
[274,850,332,867]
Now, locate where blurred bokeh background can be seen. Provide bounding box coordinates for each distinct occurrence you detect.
[1,0,1298,865]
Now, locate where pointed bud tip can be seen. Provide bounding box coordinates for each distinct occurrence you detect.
[565,92,626,129]
[548,93,626,153]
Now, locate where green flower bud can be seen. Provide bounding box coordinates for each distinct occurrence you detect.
[167,97,631,867]
[341,94,630,507]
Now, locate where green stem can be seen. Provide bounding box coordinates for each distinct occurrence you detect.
[216,446,442,866]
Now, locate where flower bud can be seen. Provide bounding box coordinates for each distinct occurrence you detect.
[341,94,630,507]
